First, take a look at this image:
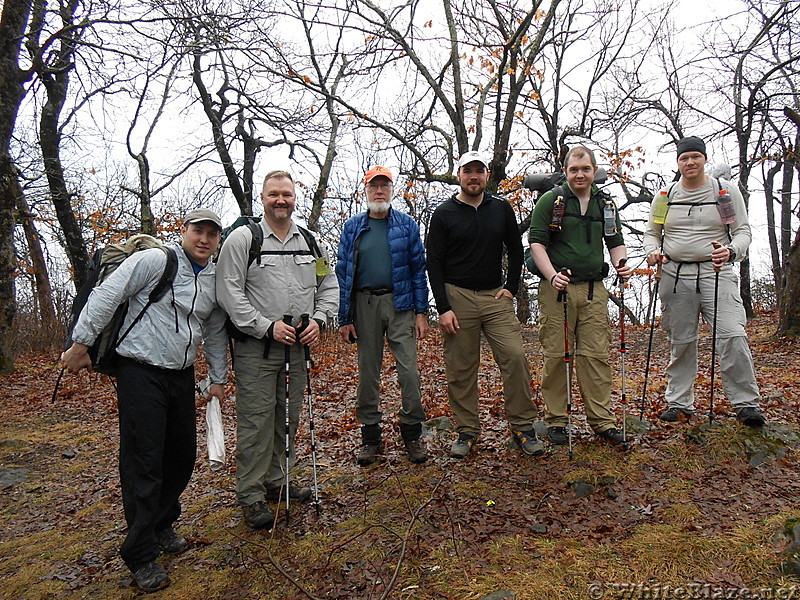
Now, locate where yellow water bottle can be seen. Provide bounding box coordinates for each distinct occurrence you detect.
[652,190,669,225]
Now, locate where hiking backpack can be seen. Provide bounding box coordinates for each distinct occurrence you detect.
[218,215,324,269]
[524,184,618,279]
[660,177,733,242]
[64,234,178,374]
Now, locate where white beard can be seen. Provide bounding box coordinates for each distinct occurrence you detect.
[368,201,390,215]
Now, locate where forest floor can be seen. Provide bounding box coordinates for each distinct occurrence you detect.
[1,309,800,600]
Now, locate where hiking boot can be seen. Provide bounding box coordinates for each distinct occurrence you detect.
[547,426,568,445]
[265,483,312,503]
[512,429,545,457]
[597,427,626,445]
[404,439,428,464]
[659,406,694,422]
[131,560,169,593]
[242,501,275,530]
[357,443,380,466]
[450,433,476,459]
[736,407,765,428]
[156,527,188,554]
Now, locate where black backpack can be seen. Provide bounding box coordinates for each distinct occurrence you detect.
[218,215,323,268]
[64,234,178,374]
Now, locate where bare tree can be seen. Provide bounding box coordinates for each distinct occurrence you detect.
[0,0,35,372]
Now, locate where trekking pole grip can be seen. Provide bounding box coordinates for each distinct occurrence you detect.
[711,241,722,273]
[299,314,312,361]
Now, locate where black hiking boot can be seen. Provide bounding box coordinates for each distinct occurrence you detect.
[156,527,188,554]
[547,426,568,445]
[659,406,694,422]
[131,561,170,593]
[511,429,545,456]
[736,407,765,428]
[597,427,626,445]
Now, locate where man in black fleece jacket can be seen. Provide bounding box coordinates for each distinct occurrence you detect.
[427,151,542,459]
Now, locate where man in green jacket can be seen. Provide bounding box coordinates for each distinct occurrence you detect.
[529,146,630,445]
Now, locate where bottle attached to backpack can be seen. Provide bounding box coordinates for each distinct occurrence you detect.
[550,195,566,231]
[716,189,736,225]
[603,198,617,236]
[652,190,669,225]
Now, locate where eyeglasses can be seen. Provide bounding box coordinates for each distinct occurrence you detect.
[366,182,393,190]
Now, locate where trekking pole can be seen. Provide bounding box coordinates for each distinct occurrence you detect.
[283,314,294,523]
[640,262,662,420]
[616,258,628,448]
[709,243,722,424]
[299,314,321,516]
[557,268,573,460]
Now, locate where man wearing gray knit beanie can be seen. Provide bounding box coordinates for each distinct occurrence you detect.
[642,136,765,428]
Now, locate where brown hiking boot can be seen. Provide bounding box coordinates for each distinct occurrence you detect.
[404,439,428,464]
[357,443,380,466]
[242,501,275,530]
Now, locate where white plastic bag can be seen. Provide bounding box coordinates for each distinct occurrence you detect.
[199,377,226,470]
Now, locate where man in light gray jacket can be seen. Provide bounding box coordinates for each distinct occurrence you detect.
[61,209,228,593]
[644,136,764,427]
[216,171,338,531]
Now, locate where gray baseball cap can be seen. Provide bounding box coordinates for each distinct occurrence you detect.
[184,208,223,231]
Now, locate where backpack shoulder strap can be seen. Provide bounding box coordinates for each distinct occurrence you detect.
[149,247,178,303]
[667,182,678,199]
[115,247,177,349]
[296,225,322,257]
[246,220,264,267]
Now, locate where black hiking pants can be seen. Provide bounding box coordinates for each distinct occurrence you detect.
[115,357,196,572]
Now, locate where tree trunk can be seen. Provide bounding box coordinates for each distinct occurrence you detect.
[192,51,250,215]
[40,93,89,286]
[38,22,89,288]
[16,194,57,336]
[0,154,20,373]
[0,0,34,373]
[134,153,155,235]
[516,278,531,325]
[778,228,800,336]
[763,161,783,303]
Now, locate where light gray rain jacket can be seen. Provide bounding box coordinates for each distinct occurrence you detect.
[71,243,228,383]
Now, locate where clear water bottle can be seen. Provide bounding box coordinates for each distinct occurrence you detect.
[717,189,736,225]
[652,190,669,225]
[549,195,565,231]
[603,201,617,236]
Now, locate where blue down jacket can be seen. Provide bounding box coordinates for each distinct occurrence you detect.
[336,208,429,325]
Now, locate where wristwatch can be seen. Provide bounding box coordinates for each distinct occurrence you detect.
[726,245,737,262]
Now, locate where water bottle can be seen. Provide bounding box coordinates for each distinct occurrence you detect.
[652,190,669,225]
[603,201,617,236]
[717,189,736,225]
[549,195,565,231]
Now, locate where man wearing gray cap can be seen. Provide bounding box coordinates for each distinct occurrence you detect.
[62,208,228,592]
[426,151,542,459]
[644,136,765,427]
